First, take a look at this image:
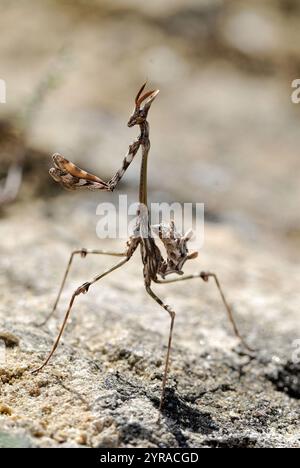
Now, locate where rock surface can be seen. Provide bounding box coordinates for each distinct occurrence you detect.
[0,0,299,449]
[0,197,299,448]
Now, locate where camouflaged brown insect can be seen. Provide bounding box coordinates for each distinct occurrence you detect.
[33,83,253,414]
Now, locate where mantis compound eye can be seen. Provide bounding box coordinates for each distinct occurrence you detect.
[127,115,137,127]
[127,111,146,127]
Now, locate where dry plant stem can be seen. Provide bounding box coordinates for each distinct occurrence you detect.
[1,54,67,207]
[35,83,254,415]
[38,249,126,326]
[0,164,23,206]
[32,258,130,374]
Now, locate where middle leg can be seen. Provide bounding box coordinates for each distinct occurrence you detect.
[39,248,127,326]
[32,257,129,374]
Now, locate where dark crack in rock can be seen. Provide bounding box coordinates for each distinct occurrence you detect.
[267,361,300,400]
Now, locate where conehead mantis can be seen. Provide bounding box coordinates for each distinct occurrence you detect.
[33,83,253,413]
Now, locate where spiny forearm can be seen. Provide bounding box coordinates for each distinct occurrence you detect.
[108,138,141,191]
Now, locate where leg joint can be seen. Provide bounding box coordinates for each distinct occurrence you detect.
[166,306,175,320]
[75,282,91,296]
[80,248,88,258]
[200,271,215,282]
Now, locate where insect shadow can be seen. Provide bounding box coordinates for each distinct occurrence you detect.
[102,372,218,447]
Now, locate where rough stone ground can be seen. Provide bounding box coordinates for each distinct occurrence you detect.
[0,0,299,449]
[0,196,299,448]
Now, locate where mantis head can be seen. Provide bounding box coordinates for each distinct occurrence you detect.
[127,82,159,128]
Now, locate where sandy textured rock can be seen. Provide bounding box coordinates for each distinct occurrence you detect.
[0,198,299,448]
[0,0,299,449]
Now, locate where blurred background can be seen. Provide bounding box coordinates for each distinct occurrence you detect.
[0,1,300,448]
[1,0,300,259]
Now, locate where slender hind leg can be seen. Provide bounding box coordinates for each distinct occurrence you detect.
[155,272,253,352]
[32,258,129,374]
[39,249,126,326]
[145,284,176,412]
